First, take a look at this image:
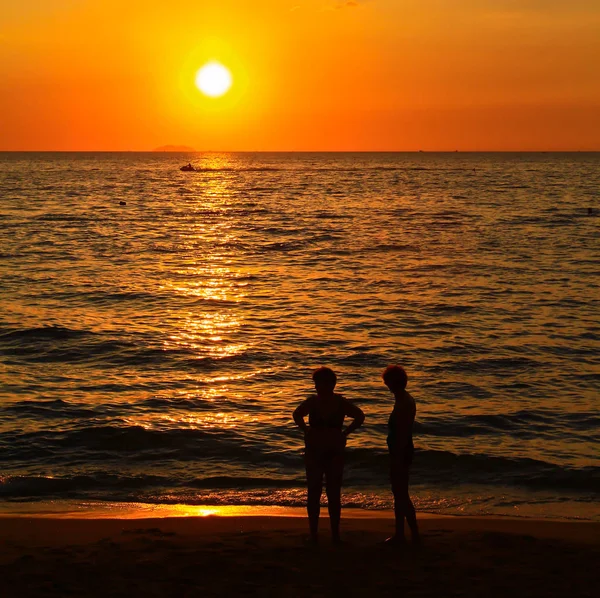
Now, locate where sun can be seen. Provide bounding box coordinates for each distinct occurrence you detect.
[195,62,233,97]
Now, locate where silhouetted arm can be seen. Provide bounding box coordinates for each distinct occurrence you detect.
[342,400,365,438]
[293,399,311,432]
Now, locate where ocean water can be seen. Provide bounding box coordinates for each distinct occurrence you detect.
[0,152,598,520]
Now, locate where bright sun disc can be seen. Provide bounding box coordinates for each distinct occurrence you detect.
[195,62,232,97]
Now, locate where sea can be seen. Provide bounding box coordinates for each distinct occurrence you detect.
[1,152,598,520]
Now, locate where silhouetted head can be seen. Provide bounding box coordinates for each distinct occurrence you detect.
[383,365,407,393]
[312,366,337,394]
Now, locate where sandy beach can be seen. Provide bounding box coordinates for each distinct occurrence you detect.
[1,511,598,597]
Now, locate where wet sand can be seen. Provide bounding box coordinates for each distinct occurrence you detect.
[1,512,599,597]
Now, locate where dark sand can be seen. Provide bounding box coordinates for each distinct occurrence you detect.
[1,513,599,597]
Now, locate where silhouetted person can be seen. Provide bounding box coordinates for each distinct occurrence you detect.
[383,365,420,545]
[293,367,365,544]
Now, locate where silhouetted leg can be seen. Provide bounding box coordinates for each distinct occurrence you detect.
[324,452,344,543]
[305,452,324,541]
[391,485,407,541]
[404,494,419,544]
[391,461,419,544]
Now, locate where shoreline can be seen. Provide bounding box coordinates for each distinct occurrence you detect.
[1,500,598,522]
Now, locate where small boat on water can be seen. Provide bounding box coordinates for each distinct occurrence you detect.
[180,163,196,172]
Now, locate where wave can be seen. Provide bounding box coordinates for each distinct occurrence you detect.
[0,473,302,501]
[0,473,174,498]
[5,399,100,419]
[364,243,419,253]
[313,212,351,220]
[432,356,542,374]
[3,413,597,489]
[8,397,597,448]
[0,327,266,368]
[415,410,600,439]
[79,290,159,303]
[0,425,297,466]
[34,214,92,222]
[424,303,476,313]
[423,450,599,492]
[260,240,308,252]
[339,352,386,366]
[1,447,597,501]
[347,448,599,493]
[0,325,94,342]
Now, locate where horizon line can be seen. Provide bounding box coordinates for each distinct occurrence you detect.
[1,149,599,154]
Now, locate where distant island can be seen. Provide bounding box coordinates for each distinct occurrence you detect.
[153,145,196,152]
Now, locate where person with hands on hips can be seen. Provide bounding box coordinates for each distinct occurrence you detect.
[293,367,365,544]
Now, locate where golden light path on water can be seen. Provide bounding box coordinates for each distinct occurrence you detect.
[129,154,257,433]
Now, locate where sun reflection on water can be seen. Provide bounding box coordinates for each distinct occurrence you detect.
[161,270,245,303]
[121,408,261,431]
[163,311,247,357]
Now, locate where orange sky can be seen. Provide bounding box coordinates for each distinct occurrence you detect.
[1,0,599,151]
